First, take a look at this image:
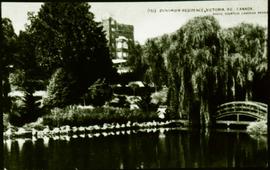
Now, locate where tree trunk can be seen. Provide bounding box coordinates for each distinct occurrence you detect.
[199,98,210,128]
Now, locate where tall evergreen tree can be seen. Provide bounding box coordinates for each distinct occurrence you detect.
[25,2,114,107]
[1,18,17,113]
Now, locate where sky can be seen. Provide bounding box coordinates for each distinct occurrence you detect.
[2,0,268,44]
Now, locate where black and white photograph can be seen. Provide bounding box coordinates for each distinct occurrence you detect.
[1,0,268,169]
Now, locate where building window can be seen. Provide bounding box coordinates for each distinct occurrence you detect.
[122,52,127,58]
[117,52,122,58]
[117,42,122,49]
[122,42,128,49]
[116,39,128,49]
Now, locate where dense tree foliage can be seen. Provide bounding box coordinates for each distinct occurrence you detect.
[2,3,116,126]
[1,18,17,113]
[24,2,114,107]
[82,78,113,106]
[127,42,147,79]
[9,91,42,126]
[142,16,268,127]
[10,31,47,91]
[1,18,45,126]
[142,36,168,90]
[43,68,77,108]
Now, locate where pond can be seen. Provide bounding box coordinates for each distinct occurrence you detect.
[4,127,268,169]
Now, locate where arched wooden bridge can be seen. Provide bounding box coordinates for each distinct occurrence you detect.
[215,101,268,126]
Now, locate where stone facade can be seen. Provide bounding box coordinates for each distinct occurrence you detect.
[101,17,134,74]
[101,17,134,60]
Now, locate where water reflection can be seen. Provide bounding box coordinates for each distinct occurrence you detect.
[4,128,268,169]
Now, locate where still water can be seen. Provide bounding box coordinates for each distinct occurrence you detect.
[4,128,268,169]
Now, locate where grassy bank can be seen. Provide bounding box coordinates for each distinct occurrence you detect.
[42,106,162,127]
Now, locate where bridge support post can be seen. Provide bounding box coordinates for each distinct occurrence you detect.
[226,122,230,130]
[237,114,239,122]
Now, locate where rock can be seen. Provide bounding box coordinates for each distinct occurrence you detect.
[60,125,71,134]
[72,127,78,133]
[78,126,85,132]
[52,127,60,134]
[4,128,13,137]
[115,123,120,129]
[17,128,26,134]
[126,121,131,127]
[43,126,50,134]
[86,126,93,131]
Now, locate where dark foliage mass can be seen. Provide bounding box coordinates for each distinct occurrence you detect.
[141,16,268,127]
[2,3,115,125]
[9,94,42,126]
[27,2,114,107]
[1,18,17,113]
[82,78,113,107]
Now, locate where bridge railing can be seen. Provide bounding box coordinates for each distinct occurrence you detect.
[251,101,268,108]
[218,101,268,109]
[217,104,267,114]
[216,101,268,119]
[217,106,266,119]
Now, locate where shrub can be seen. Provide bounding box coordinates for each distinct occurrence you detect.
[42,106,161,127]
[43,68,77,108]
[9,91,42,126]
[247,121,267,135]
[23,117,46,130]
[136,91,157,112]
[82,78,112,106]
[151,87,168,105]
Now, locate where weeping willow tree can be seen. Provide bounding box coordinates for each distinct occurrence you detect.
[165,16,222,126]
[142,36,169,91]
[226,24,267,102]
[143,16,267,127]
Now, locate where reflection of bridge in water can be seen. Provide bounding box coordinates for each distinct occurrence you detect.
[215,101,268,126]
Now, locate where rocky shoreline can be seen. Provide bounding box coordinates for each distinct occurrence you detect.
[3,119,189,140]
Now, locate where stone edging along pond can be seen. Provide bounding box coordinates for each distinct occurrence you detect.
[3,119,189,140]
